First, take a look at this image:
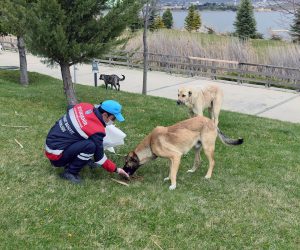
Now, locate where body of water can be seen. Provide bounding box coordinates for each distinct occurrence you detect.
[167,10,293,39]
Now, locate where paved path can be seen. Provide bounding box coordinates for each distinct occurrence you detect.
[1,51,299,123]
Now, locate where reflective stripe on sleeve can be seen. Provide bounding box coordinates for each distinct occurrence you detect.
[45,144,63,155]
[95,154,107,165]
[77,153,93,161]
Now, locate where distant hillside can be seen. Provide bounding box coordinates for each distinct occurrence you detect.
[160,0,284,10]
[160,0,263,4]
[160,0,234,3]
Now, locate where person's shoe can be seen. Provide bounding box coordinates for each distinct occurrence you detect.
[59,171,81,184]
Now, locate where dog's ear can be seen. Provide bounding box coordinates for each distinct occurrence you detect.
[133,153,139,163]
[188,91,192,97]
[128,151,134,157]
[128,151,139,163]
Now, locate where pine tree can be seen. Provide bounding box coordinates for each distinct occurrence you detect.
[192,11,201,31]
[25,0,140,105]
[153,16,165,30]
[0,10,8,36]
[234,0,257,39]
[162,8,173,29]
[185,5,201,32]
[290,8,300,43]
[129,12,143,32]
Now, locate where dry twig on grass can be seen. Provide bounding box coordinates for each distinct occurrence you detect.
[1,124,29,128]
[14,139,23,149]
[151,238,163,250]
[110,178,129,187]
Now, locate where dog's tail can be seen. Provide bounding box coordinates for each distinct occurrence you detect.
[119,75,125,81]
[217,128,243,146]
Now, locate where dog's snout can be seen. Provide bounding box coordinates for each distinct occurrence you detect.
[123,166,134,176]
[177,100,182,105]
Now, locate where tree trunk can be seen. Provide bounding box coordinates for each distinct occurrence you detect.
[142,1,150,95]
[17,36,29,86]
[60,62,78,106]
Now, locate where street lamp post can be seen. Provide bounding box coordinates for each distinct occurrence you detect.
[92,60,99,87]
[73,64,78,83]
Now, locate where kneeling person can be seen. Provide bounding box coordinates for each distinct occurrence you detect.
[44,100,129,183]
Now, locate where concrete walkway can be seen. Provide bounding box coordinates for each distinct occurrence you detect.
[1,51,299,124]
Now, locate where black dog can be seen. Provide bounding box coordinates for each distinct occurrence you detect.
[99,74,125,91]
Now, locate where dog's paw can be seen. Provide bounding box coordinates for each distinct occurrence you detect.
[169,184,176,190]
[204,174,211,179]
[164,177,170,182]
[187,169,196,173]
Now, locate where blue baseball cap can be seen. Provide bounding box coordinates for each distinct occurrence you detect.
[100,100,125,122]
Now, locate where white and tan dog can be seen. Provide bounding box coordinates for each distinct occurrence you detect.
[123,116,243,190]
[177,84,223,126]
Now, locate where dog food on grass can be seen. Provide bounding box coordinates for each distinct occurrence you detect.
[130,175,144,181]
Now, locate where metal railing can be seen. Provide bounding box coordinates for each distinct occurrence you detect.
[0,41,18,52]
[1,38,298,90]
[96,51,300,90]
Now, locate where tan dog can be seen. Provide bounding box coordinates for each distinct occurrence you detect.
[177,84,223,126]
[123,116,243,190]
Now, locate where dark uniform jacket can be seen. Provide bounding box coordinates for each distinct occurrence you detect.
[45,103,116,172]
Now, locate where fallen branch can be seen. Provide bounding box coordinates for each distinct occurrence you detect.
[14,139,23,149]
[110,178,129,187]
[2,124,30,128]
[151,238,163,250]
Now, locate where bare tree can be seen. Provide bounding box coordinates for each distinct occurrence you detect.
[142,1,150,95]
[1,0,29,86]
[142,0,158,95]
[271,0,300,39]
[271,0,300,14]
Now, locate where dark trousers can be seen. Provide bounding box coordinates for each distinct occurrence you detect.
[51,140,96,175]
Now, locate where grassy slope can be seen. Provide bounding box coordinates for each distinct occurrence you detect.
[0,71,299,249]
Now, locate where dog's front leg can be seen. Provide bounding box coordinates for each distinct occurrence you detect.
[187,146,202,173]
[193,105,203,117]
[168,155,181,190]
[188,109,195,118]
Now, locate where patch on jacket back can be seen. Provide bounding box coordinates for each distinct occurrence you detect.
[85,109,93,115]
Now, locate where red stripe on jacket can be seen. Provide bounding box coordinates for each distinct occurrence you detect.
[45,151,62,161]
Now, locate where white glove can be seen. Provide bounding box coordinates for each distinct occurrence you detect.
[116,168,129,179]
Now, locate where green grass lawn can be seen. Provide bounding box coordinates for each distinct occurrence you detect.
[0,70,299,249]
